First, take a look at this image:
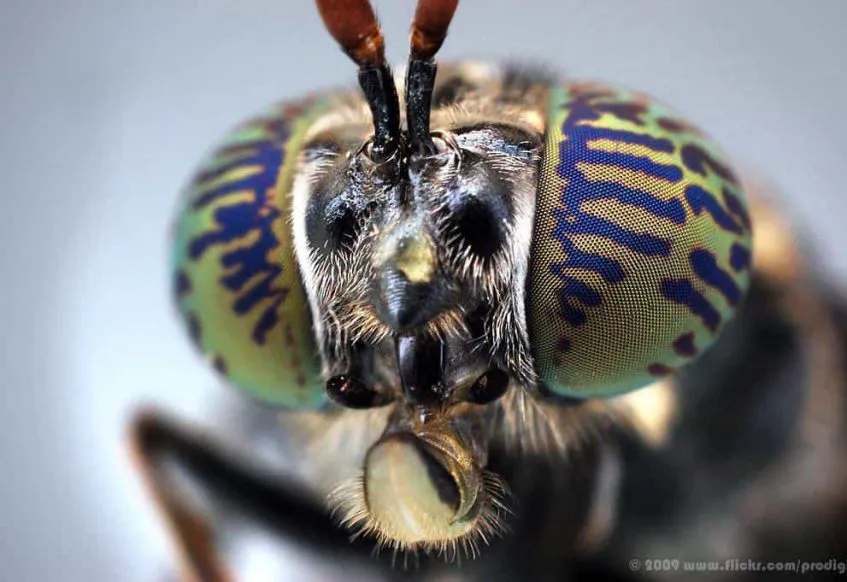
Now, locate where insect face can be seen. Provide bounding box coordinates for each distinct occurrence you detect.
[171,0,752,559]
[296,127,537,544]
[296,109,543,354]
[290,21,547,544]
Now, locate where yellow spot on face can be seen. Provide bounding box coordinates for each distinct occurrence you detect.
[392,235,436,284]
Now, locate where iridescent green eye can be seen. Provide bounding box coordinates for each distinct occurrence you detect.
[172,99,329,409]
[527,83,753,398]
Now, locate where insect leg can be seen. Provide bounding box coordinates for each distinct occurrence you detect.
[128,409,376,581]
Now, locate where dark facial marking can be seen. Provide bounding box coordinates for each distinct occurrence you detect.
[306,166,374,254]
[451,196,505,258]
[440,146,521,261]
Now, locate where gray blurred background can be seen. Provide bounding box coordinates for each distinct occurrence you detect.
[1,0,845,580]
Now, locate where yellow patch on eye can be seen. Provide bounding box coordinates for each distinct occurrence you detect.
[212,227,261,266]
[205,190,256,212]
[193,165,265,198]
[199,148,260,173]
[578,195,684,235]
[576,161,686,204]
[586,138,676,165]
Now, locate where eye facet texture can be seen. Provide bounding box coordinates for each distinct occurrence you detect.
[172,98,329,408]
[528,83,753,398]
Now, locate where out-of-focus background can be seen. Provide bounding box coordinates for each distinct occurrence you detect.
[2,1,846,580]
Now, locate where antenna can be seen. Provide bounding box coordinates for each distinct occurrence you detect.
[316,0,401,160]
[406,0,459,154]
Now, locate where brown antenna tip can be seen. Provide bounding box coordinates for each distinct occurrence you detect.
[316,0,386,69]
[410,0,459,61]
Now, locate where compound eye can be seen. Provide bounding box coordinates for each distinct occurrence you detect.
[526,83,753,399]
[173,99,327,409]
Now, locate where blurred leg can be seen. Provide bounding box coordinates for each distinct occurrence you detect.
[128,409,370,581]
